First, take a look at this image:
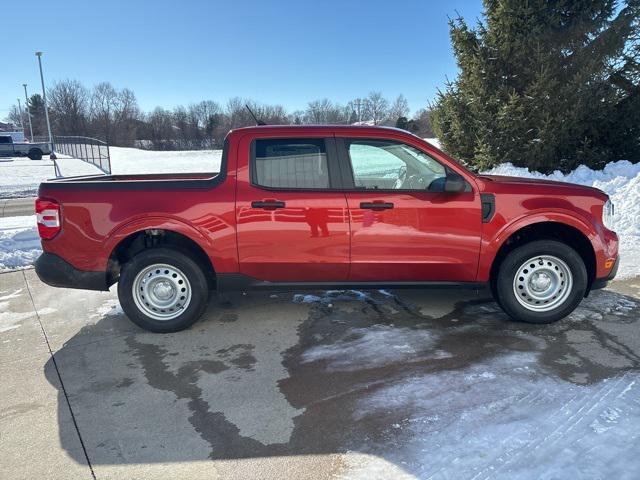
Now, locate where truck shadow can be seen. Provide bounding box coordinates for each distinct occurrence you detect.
[43,287,640,476]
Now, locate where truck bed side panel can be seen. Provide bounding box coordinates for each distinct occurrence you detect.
[37,147,238,274]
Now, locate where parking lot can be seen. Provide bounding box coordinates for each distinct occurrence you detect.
[1,269,639,479]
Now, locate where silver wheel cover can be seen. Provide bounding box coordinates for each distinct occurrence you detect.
[513,255,573,312]
[132,263,192,321]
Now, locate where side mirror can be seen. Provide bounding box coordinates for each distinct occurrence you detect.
[444,173,466,193]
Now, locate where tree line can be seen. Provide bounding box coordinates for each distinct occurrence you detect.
[6,84,435,150]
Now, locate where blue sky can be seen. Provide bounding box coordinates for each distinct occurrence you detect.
[1,0,483,118]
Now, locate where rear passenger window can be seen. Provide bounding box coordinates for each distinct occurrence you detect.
[253,138,329,189]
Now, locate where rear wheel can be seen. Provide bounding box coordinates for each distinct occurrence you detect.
[495,240,587,324]
[118,248,209,332]
[28,148,43,160]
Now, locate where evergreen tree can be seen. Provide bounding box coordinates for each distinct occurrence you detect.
[396,116,410,130]
[431,0,640,172]
[28,94,47,137]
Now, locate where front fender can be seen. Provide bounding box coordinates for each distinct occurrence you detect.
[477,210,603,282]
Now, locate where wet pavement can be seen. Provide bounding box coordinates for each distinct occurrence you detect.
[1,269,639,479]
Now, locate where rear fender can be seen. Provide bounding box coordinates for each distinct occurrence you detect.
[105,216,214,268]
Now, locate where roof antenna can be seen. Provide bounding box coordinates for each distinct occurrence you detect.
[245,105,266,125]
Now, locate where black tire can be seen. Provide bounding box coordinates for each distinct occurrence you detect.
[118,248,210,333]
[28,148,43,160]
[495,240,587,324]
[490,277,503,310]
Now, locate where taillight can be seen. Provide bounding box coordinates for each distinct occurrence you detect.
[35,197,61,240]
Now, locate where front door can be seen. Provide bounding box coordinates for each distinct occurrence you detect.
[0,136,14,157]
[235,135,350,282]
[339,137,482,282]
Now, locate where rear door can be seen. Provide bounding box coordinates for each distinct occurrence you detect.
[338,136,482,282]
[235,134,350,282]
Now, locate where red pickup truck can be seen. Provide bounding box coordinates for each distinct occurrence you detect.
[34,125,618,332]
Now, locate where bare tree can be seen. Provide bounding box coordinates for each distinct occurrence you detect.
[5,105,24,131]
[114,88,140,146]
[304,98,346,124]
[172,106,190,149]
[346,98,368,123]
[90,82,119,143]
[225,97,254,129]
[388,94,410,124]
[48,79,89,135]
[88,83,140,146]
[257,104,288,124]
[289,110,305,124]
[364,91,389,125]
[189,100,222,147]
[145,107,174,150]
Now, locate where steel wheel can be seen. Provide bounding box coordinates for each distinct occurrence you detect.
[132,263,192,320]
[512,255,573,312]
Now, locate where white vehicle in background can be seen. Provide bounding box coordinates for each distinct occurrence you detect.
[0,133,51,160]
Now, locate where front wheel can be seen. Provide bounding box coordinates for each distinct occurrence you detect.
[495,240,588,324]
[118,248,210,332]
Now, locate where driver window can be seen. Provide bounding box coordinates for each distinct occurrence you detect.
[347,140,447,190]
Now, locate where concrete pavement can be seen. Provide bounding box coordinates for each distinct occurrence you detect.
[0,197,35,218]
[1,269,639,479]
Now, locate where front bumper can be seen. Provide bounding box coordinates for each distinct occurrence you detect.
[35,253,108,291]
[591,255,619,291]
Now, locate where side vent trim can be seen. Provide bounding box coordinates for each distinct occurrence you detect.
[481,193,495,223]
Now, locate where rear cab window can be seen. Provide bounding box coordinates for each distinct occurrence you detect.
[251,138,330,189]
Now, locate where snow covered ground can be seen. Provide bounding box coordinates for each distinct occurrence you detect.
[0,148,223,198]
[0,215,40,271]
[109,146,222,175]
[0,157,97,198]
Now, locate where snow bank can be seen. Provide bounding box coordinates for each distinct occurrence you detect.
[0,215,39,271]
[423,137,441,149]
[485,160,640,279]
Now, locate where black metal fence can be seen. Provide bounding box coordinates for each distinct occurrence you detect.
[53,136,111,174]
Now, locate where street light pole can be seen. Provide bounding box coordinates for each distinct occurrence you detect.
[23,84,34,142]
[35,51,56,160]
[16,98,25,133]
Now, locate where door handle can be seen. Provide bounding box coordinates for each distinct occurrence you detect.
[360,202,394,210]
[251,200,286,209]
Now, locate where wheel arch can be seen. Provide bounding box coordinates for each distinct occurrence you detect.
[106,223,216,288]
[488,220,597,296]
